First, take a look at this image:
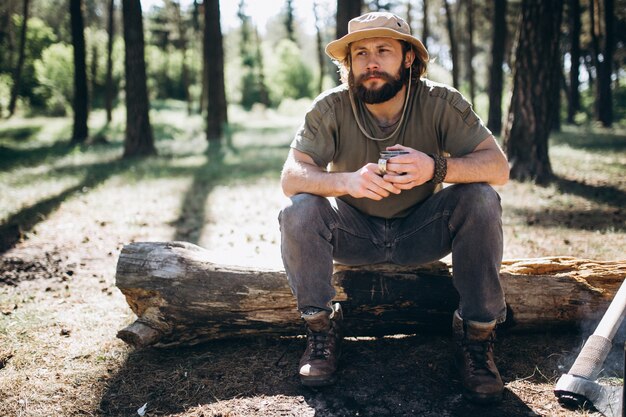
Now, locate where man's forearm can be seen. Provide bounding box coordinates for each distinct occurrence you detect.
[281,160,349,198]
[444,148,510,186]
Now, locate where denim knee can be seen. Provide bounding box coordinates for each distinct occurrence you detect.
[279,193,330,234]
[453,183,501,218]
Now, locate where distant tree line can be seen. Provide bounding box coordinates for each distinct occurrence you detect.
[0,0,623,181]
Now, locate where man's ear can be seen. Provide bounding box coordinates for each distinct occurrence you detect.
[404,48,415,68]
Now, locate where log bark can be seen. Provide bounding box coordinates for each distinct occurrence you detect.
[115,241,626,348]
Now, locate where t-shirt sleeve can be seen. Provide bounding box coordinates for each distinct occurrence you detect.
[289,95,339,168]
[431,87,492,157]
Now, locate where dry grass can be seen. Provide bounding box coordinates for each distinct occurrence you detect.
[0,104,624,416]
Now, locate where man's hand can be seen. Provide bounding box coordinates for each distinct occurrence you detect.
[345,163,402,200]
[379,136,511,188]
[281,149,402,199]
[282,136,509,199]
[382,145,435,189]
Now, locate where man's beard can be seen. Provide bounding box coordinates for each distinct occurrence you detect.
[349,63,409,104]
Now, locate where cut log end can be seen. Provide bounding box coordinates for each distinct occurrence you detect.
[117,321,162,348]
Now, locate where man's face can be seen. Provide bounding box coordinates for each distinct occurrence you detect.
[348,38,410,104]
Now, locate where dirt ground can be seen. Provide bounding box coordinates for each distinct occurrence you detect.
[0,115,625,416]
[1,182,623,417]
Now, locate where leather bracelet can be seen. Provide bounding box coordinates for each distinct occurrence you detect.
[427,153,447,184]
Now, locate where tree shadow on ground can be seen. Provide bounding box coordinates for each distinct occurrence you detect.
[0,129,287,257]
[510,206,625,232]
[0,141,78,171]
[170,133,286,243]
[0,124,42,142]
[0,158,133,255]
[172,148,223,244]
[0,123,117,171]
[510,173,626,233]
[547,127,626,209]
[553,176,626,208]
[97,331,619,417]
[551,128,626,152]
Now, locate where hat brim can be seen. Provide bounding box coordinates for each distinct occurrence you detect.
[325,28,429,63]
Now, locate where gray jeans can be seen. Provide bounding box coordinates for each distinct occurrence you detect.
[278,183,507,324]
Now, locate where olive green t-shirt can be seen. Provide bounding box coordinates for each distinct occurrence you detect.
[290,78,491,219]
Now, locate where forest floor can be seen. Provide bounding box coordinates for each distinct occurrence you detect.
[0,102,625,417]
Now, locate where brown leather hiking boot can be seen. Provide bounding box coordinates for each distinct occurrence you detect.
[452,310,504,404]
[298,303,343,387]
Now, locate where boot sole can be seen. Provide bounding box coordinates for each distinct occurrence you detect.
[300,375,337,387]
[462,389,503,405]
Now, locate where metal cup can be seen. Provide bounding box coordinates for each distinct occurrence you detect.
[379,150,410,157]
[378,151,409,175]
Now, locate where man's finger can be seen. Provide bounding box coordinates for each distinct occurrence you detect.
[373,176,402,194]
[384,172,414,184]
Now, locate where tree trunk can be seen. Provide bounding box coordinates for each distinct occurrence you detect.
[0,1,15,59]
[90,45,98,112]
[313,1,325,94]
[105,0,115,124]
[597,0,613,127]
[503,0,564,184]
[70,0,89,144]
[334,0,361,84]
[121,0,156,157]
[7,0,29,118]
[285,0,295,43]
[465,0,476,105]
[422,0,429,51]
[0,0,18,116]
[193,0,204,114]
[589,0,601,118]
[336,0,362,40]
[173,0,191,115]
[253,27,270,107]
[115,241,626,348]
[443,0,459,89]
[487,0,507,134]
[584,53,595,101]
[567,0,581,124]
[203,0,227,147]
[552,67,566,132]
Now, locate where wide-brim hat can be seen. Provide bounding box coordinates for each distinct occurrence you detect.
[325,12,429,63]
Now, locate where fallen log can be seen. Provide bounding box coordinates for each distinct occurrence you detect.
[115,241,626,348]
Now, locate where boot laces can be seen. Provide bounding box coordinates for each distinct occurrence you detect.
[464,337,496,377]
[307,328,333,360]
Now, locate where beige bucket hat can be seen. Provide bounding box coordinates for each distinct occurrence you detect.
[325,12,429,63]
